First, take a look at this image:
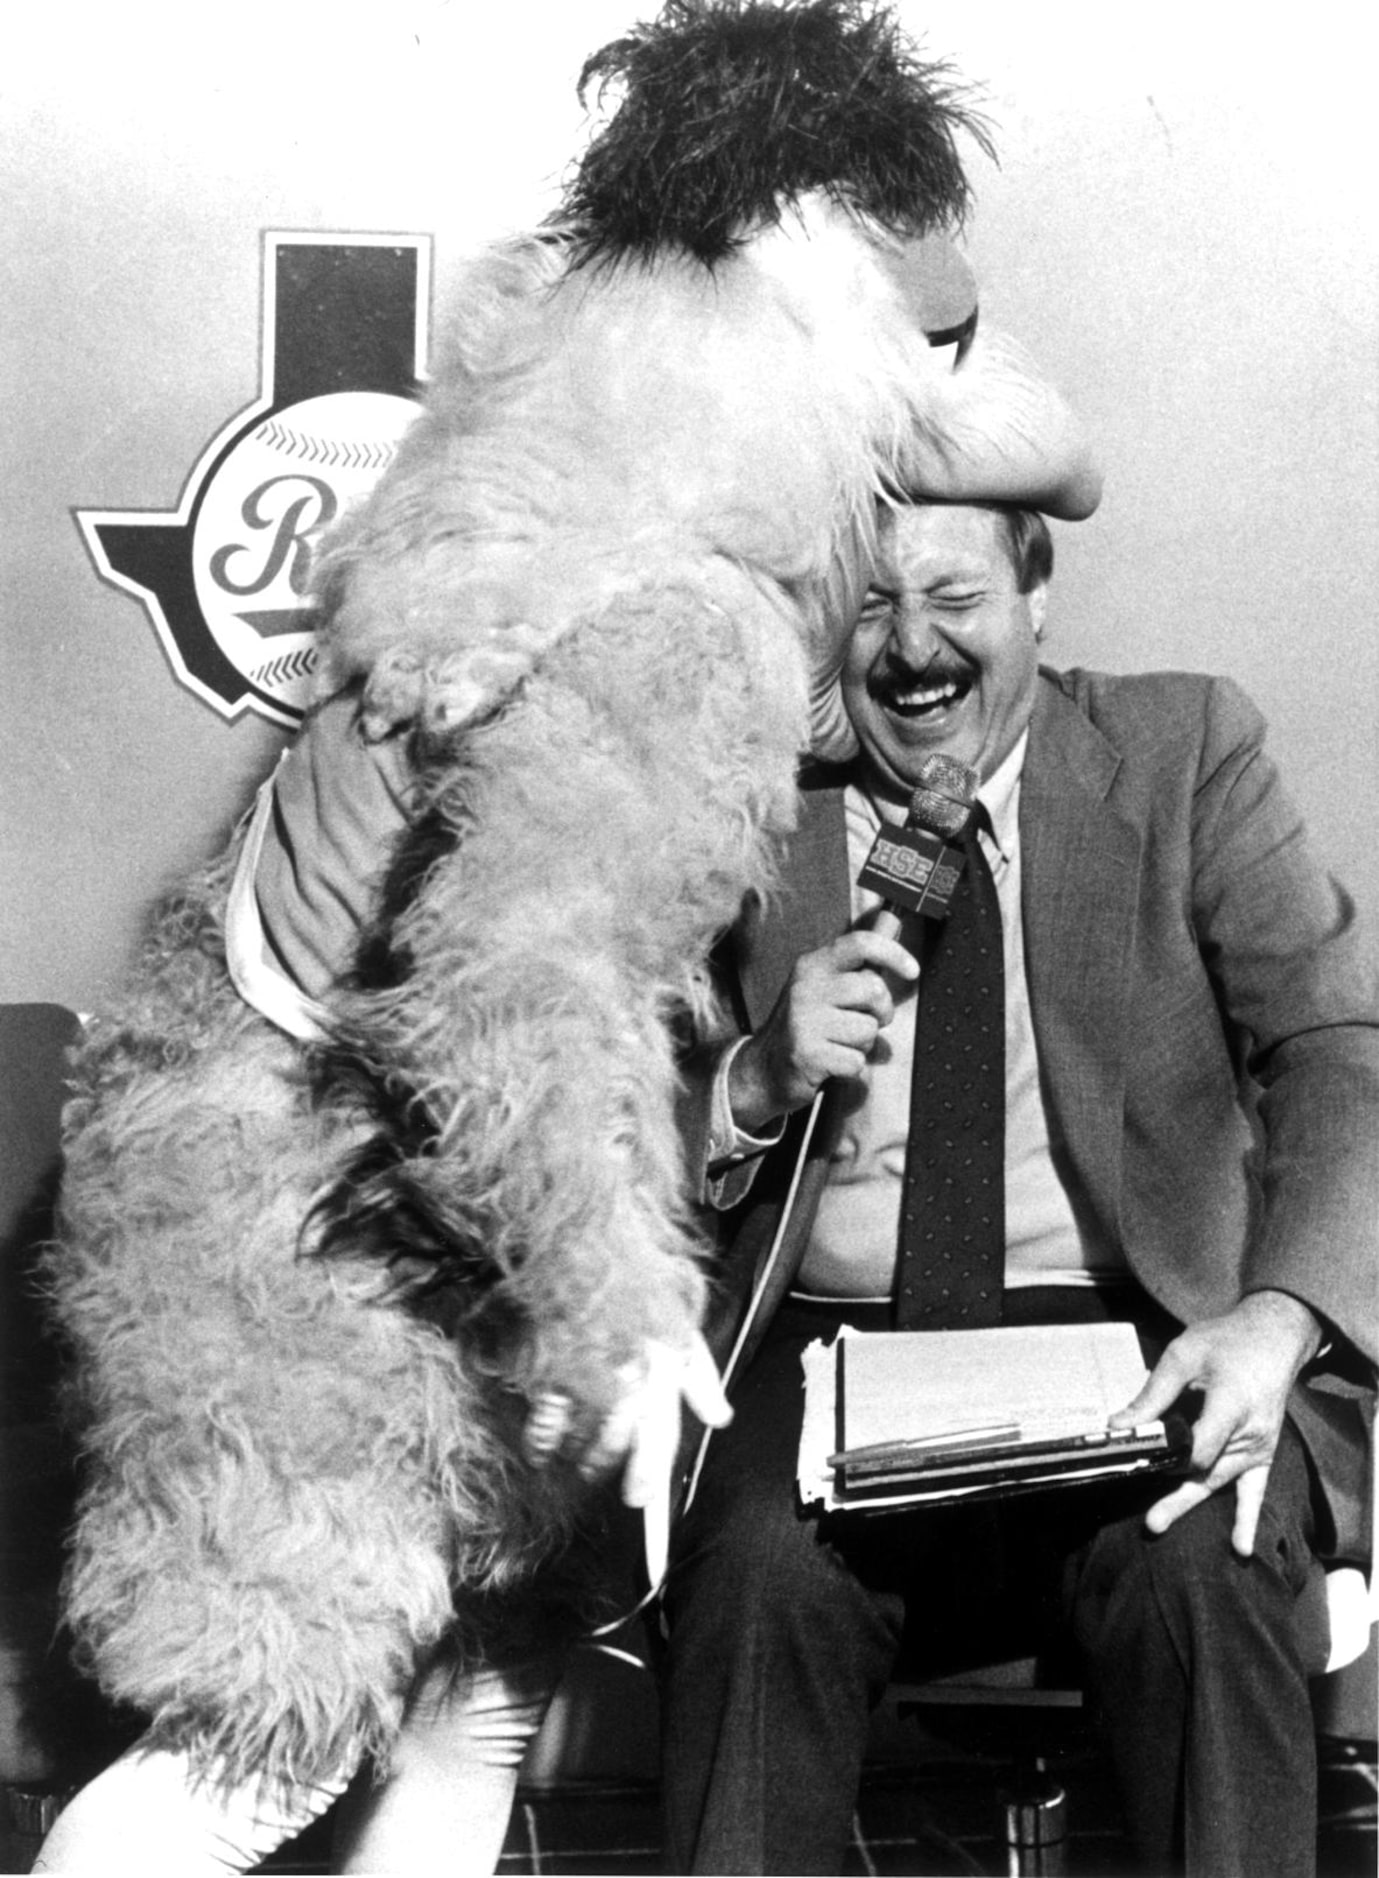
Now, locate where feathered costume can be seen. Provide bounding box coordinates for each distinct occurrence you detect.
[44,0,1097,1813]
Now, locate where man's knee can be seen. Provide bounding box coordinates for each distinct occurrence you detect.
[1087,1491,1231,1588]
[1072,1487,1315,1666]
[668,1482,843,1631]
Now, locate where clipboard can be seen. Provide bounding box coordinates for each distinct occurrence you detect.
[799,1323,1190,1513]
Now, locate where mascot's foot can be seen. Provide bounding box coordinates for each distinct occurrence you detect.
[334,1656,558,1875]
[30,1742,351,1875]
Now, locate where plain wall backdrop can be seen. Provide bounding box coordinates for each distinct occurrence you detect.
[3,0,1376,1007]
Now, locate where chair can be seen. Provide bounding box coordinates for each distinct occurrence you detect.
[0,1005,143,1870]
[889,1551,1376,1877]
[1,1004,82,1777]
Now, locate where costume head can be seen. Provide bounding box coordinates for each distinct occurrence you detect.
[310,1,1063,762]
[565,0,986,263]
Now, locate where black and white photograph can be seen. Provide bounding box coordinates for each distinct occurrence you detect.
[3,5,1375,1873]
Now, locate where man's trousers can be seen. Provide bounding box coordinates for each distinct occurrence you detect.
[660,1294,1324,1877]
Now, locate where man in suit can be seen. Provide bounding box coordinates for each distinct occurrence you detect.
[660,499,1378,1877]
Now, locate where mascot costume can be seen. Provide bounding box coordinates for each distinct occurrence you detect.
[34,2,1099,1871]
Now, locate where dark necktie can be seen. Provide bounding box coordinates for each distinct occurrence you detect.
[894,815,1005,1329]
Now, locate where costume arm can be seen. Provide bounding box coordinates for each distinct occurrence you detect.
[1188,678,1379,1367]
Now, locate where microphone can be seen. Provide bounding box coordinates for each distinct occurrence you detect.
[858,753,979,939]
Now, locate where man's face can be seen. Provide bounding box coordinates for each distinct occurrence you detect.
[842,503,1046,803]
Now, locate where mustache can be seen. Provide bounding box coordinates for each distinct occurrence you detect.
[867,650,973,702]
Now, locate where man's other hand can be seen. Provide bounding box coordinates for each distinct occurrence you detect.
[728,930,919,1133]
[1109,1289,1323,1556]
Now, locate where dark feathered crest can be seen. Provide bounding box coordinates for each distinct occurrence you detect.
[562,0,993,267]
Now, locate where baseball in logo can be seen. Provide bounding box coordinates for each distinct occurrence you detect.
[76,232,431,727]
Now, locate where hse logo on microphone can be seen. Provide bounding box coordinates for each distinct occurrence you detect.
[859,825,966,918]
[75,232,430,727]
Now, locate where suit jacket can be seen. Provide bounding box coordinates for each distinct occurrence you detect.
[684,668,1379,1563]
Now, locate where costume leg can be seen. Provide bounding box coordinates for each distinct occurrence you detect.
[660,1308,907,1875]
[333,1654,558,1875]
[1069,1420,1320,1878]
[30,1742,351,1875]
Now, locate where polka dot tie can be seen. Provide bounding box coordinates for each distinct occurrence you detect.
[894,818,1005,1329]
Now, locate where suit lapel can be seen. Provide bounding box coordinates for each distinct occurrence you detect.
[714,773,852,1393]
[736,769,852,1030]
[1020,676,1141,1245]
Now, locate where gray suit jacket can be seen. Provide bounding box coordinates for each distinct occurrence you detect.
[686,668,1378,1562]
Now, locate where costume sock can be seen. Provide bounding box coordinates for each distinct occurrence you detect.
[334,1660,556,1875]
[31,1741,350,1875]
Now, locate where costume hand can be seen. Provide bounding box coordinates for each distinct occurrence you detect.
[521,1332,730,1497]
[728,930,919,1133]
[1109,1289,1323,1556]
[520,1334,730,1589]
[590,1333,732,1507]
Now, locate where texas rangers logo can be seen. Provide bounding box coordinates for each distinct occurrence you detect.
[76,231,430,726]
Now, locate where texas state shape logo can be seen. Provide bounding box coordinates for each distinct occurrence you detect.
[76,231,431,727]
